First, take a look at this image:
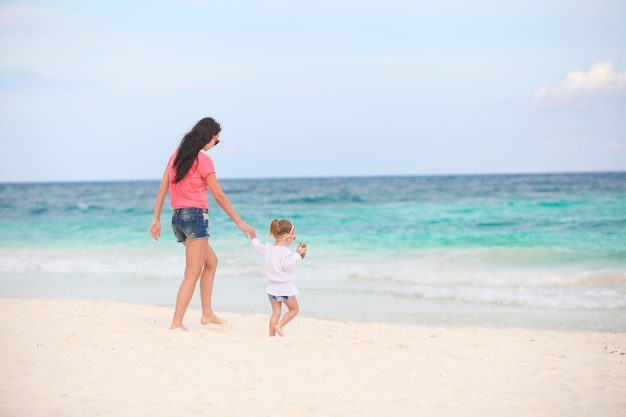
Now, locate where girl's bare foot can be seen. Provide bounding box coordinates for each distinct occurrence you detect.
[170,323,189,331]
[274,324,284,337]
[201,313,226,325]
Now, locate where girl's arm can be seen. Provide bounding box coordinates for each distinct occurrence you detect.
[281,252,303,269]
[251,238,265,254]
[206,173,256,238]
[149,166,170,241]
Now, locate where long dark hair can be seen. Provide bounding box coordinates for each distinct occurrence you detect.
[172,117,221,183]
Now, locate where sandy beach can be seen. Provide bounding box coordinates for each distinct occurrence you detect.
[0,298,624,417]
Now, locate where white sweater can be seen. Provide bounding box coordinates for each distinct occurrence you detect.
[252,238,301,296]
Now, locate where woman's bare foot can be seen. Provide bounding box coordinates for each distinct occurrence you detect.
[274,324,284,337]
[201,313,226,325]
[170,323,189,331]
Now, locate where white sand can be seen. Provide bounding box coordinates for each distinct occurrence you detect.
[0,298,624,417]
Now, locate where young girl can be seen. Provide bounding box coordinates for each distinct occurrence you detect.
[252,219,307,336]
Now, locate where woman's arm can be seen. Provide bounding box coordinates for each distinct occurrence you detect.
[149,166,170,241]
[206,173,256,238]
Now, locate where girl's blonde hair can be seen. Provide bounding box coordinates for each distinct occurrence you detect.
[269,219,294,239]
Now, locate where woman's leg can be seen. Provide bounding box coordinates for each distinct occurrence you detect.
[269,300,282,337]
[274,297,299,337]
[199,241,223,324]
[170,238,208,330]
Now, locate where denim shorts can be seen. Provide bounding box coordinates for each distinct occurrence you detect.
[171,208,209,243]
[268,294,295,302]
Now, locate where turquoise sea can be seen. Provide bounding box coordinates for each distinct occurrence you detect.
[1,173,625,330]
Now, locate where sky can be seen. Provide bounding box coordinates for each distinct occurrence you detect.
[1,0,625,183]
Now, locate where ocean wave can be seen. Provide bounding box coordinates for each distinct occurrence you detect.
[279,195,366,205]
[389,284,626,311]
[0,250,182,278]
[298,243,626,273]
[3,247,625,287]
[411,246,626,268]
[300,248,626,290]
[2,248,626,316]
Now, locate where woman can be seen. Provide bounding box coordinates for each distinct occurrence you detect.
[149,117,256,331]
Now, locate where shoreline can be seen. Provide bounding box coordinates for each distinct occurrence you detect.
[1,298,625,416]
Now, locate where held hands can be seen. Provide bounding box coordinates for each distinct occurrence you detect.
[149,220,161,241]
[239,222,256,239]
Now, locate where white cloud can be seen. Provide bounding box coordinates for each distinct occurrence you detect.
[532,61,626,109]
[0,4,68,23]
[541,137,625,152]
[217,146,267,154]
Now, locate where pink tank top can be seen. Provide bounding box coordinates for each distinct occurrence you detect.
[168,151,215,209]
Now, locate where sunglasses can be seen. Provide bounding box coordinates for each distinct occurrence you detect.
[213,138,220,146]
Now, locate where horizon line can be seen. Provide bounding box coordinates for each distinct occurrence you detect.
[1,169,625,185]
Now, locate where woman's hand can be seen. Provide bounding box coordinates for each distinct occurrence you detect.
[150,166,169,242]
[238,221,256,239]
[149,220,161,241]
